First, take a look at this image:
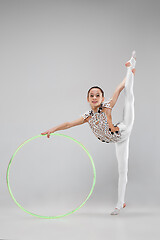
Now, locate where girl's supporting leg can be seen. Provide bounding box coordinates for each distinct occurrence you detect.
[115,137,130,209]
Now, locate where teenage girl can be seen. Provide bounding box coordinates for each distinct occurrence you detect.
[41,51,136,215]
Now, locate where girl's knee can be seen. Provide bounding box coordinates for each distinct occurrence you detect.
[119,170,128,182]
[125,93,135,104]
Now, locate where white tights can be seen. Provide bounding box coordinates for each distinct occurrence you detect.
[115,66,135,209]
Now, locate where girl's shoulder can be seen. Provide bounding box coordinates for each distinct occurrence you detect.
[80,109,93,120]
[102,98,113,109]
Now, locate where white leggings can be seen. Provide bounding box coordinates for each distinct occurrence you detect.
[115,66,135,209]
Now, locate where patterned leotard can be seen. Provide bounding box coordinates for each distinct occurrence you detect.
[81,99,122,143]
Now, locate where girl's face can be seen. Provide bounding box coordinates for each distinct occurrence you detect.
[87,88,104,108]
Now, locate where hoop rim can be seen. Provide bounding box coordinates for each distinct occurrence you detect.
[6,132,96,219]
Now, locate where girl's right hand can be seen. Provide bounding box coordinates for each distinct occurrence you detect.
[41,129,55,138]
[108,125,119,134]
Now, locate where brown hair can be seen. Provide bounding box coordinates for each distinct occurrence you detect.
[87,86,104,98]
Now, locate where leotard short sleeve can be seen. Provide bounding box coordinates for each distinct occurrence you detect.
[81,110,92,120]
[102,98,112,109]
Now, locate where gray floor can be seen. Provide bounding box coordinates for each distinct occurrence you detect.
[1,204,160,240]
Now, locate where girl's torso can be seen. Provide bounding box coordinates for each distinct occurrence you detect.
[81,101,122,143]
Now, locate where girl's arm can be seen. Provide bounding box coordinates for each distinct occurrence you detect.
[41,117,86,138]
[106,78,126,132]
[109,78,125,109]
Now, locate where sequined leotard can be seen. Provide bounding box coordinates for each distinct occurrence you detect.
[81,99,122,143]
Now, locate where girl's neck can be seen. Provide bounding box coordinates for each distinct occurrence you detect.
[91,103,102,114]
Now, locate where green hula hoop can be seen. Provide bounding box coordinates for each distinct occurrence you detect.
[6,132,96,219]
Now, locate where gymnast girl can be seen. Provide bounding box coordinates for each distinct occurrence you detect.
[41,51,136,215]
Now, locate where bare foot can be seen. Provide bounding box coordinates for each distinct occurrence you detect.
[125,56,136,67]
[110,203,126,215]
